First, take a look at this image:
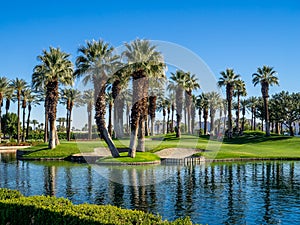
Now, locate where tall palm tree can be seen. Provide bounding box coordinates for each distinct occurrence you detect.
[149,78,166,136]
[184,73,200,134]
[123,39,165,157]
[10,78,28,144]
[4,86,13,138]
[247,96,258,130]
[157,96,170,134]
[26,91,39,140]
[234,79,247,135]
[105,90,114,137]
[32,47,74,149]
[252,65,279,136]
[196,94,204,136]
[74,40,120,157]
[82,90,94,140]
[207,91,221,136]
[21,88,31,142]
[218,68,240,138]
[168,70,188,138]
[240,99,248,135]
[0,77,10,141]
[109,68,129,138]
[60,88,81,141]
[202,93,209,135]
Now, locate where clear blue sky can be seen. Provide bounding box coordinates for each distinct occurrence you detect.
[1,0,299,127]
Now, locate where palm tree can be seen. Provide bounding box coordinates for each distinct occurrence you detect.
[0,77,10,141]
[106,90,114,137]
[32,47,74,149]
[202,94,209,135]
[218,68,240,138]
[168,70,187,138]
[157,97,170,134]
[247,96,258,130]
[26,91,39,140]
[82,90,94,140]
[184,73,200,134]
[234,79,247,135]
[240,99,248,135]
[31,119,39,131]
[149,78,166,136]
[207,91,221,136]
[252,65,279,136]
[123,39,165,157]
[21,88,31,142]
[10,78,28,144]
[110,68,129,138]
[3,86,13,138]
[74,40,120,157]
[60,88,81,141]
[196,94,204,136]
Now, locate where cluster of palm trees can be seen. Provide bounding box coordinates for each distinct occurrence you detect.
[0,37,287,159]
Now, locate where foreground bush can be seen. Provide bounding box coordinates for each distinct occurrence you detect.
[0,188,193,225]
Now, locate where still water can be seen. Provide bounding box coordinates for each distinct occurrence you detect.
[1,152,300,224]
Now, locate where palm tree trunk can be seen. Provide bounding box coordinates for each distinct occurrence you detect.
[236,93,240,135]
[68,106,73,141]
[210,112,215,136]
[162,108,166,134]
[88,105,92,140]
[44,108,48,143]
[198,109,202,136]
[263,96,270,136]
[145,117,149,136]
[17,96,21,144]
[3,99,10,139]
[95,83,119,158]
[227,85,233,139]
[108,102,113,137]
[26,104,31,140]
[171,104,174,132]
[166,108,170,133]
[254,110,256,130]
[129,74,148,157]
[137,116,145,152]
[22,107,26,142]
[203,107,208,135]
[241,106,245,135]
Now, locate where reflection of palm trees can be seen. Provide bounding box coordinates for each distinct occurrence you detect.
[43,166,56,196]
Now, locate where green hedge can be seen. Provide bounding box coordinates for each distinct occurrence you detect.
[0,188,193,225]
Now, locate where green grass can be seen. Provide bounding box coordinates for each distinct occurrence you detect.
[21,131,300,160]
[98,152,160,163]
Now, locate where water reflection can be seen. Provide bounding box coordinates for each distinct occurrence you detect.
[1,152,300,225]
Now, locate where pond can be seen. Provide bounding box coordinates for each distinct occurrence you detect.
[1,151,300,224]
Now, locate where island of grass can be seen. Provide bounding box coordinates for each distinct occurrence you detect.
[18,131,300,162]
[97,152,161,165]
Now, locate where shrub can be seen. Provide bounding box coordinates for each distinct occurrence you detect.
[0,189,193,225]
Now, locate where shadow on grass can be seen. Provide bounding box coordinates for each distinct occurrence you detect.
[223,135,293,145]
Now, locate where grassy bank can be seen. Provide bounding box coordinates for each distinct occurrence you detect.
[98,152,160,163]
[20,131,300,160]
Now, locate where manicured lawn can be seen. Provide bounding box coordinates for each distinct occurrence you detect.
[20,131,300,160]
[98,152,160,163]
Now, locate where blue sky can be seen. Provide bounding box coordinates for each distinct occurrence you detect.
[1,0,300,127]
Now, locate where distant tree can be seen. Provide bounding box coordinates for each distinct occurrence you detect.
[218,68,240,138]
[10,78,28,144]
[1,113,18,139]
[252,65,279,136]
[0,77,10,141]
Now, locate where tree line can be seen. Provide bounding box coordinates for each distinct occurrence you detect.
[1,38,292,159]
